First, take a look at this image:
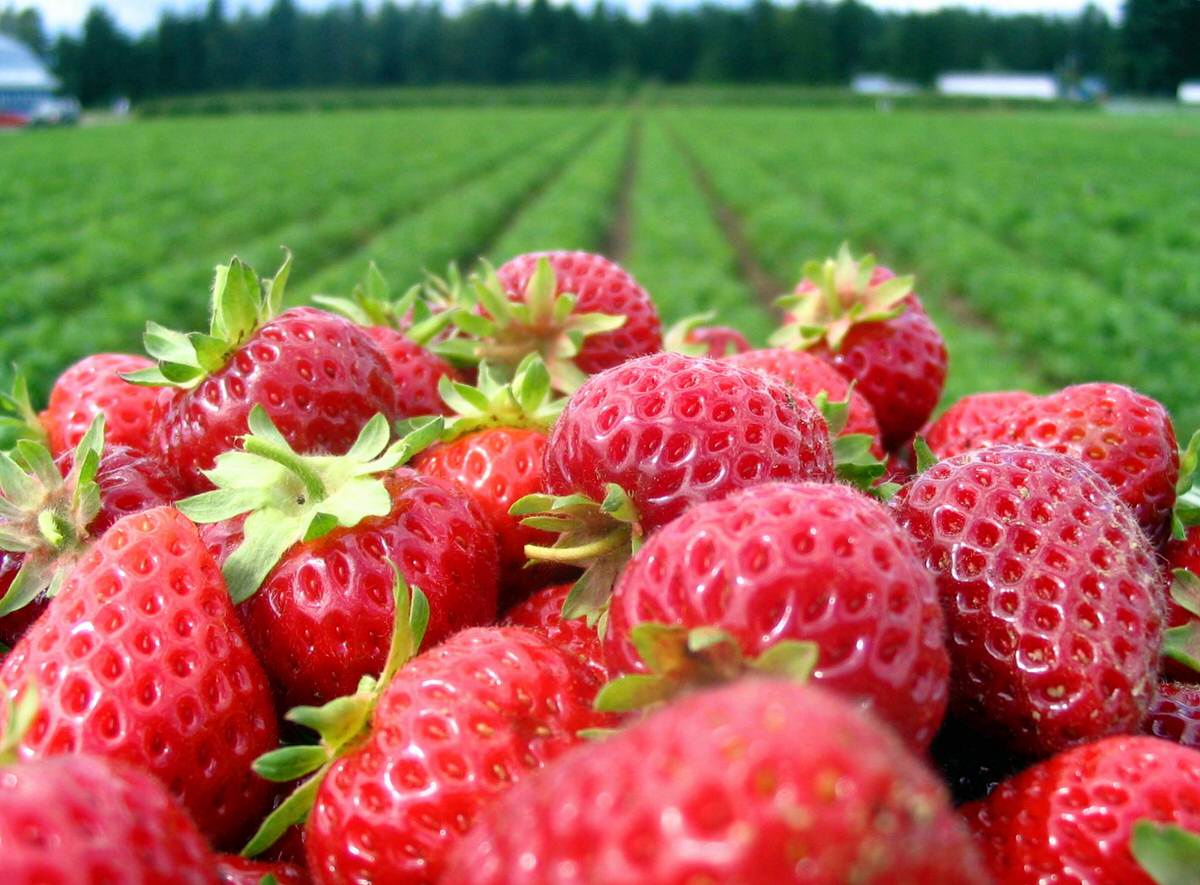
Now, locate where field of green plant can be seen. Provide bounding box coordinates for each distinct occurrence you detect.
[4,103,1199,427]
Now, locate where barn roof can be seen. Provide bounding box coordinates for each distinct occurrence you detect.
[0,33,58,91]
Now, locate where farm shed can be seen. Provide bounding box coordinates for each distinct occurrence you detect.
[0,33,59,126]
[936,72,1057,101]
[1180,81,1200,104]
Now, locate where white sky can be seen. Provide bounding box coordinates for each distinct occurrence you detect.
[31,0,1124,36]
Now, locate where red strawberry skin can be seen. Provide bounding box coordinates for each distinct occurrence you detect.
[0,506,279,849]
[964,735,1200,883]
[991,382,1178,543]
[217,854,310,885]
[497,251,662,375]
[1163,525,1200,628]
[0,754,216,883]
[42,353,162,459]
[443,680,989,885]
[924,390,1037,459]
[414,427,567,609]
[1144,681,1200,750]
[605,481,949,750]
[728,347,883,455]
[501,582,607,686]
[305,626,609,885]
[544,352,834,533]
[794,268,947,449]
[155,306,400,493]
[687,324,750,358]
[203,469,499,708]
[362,326,459,417]
[892,446,1164,757]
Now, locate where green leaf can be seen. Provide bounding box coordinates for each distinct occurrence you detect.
[343,414,392,464]
[751,640,819,680]
[264,251,293,321]
[593,674,675,713]
[222,511,306,604]
[629,622,691,676]
[0,557,53,618]
[241,771,324,858]
[1164,621,1200,676]
[1131,820,1200,885]
[0,681,38,760]
[142,321,200,367]
[913,436,938,473]
[176,488,268,523]
[0,451,40,508]
[252,744,329,782]
[599,484,638,524]
[1172,569,1200,619]
[812,389,850,436]
[211,258,261,344]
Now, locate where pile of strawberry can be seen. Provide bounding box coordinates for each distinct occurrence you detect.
[0,243,1198,885]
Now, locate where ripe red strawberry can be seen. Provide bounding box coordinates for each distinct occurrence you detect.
[0,421,180,647]
[442,680,990,885]
[128,254,400,493]
[182,409,499,708]
[924,390,1036,459]
[0,506,279,848]
[892,446,1164,757]
[217,855,310,885]
[727,347,883,455]
[501,582,607,686]
[773,245,947,449]
[603,481,949,750]
[243,580,610,885]
[410,358,571,609]
[1164,525,1200,627]
[964,735,1200,883]
[989,382,1178,543]
[663,312,750,358]
[364,326,460,415]
[1144,681,1200,750]
[37,353,163,458]
[0,754,216,882]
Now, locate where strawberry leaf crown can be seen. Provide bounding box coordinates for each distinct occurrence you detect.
[0,682,38,764]
[438,257,627,394]
[1171,429,1200,540]
[313,261,456,347]
[1164,568,1200,678]
[176,407,442,604]
[595,623,818,714]
[810,388,899,500]
[1131,820,1200,883]
[243,570,428,857]
[397,354,564,446]
[124,252,293,390]
[0,372,49,451]
[770,243,914,353]
[663,311,719,357]
[0,415,106,619]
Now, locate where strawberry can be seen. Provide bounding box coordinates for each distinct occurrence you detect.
[601,481,949,751]
[0,418,180,647]
[964,735,1200,883]
[446,252,661,393]
[1144,681,1200,750]
[923,390,1036,459]
[127,254,400,493]
[314,262,461,416]
[0,505,279,848]
[727,347,883,455]
[989,382,1179,543]
[772,244,947,449]
[520,351,834,617]
[442,679,990,884]
[242,578,609,884]
[217,855,310,884]
[501,582,607,686]
[892,446,1164,757]
[181,409,499,708]
[1165,526,1200,627]
[664,312,751,358]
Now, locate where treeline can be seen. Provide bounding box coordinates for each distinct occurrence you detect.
[3,0,1198,107]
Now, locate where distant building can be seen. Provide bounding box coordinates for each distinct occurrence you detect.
[1180,81,1200,105]
[936,72,1058,101]
[851,74,918,97]
[0,33,73,127]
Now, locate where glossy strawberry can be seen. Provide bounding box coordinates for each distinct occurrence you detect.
[132,255,399,493]
[924,390,1036,459]
[495,251,662,380]
[727,347,883,455]
[41,353,162,458]
[893,446,1164,757]
[443,680,989,885]
[501,582,606,686]
[664,313,750,359]
[0,754,216,883]
[217,855,310,885]
[773,245,947,449]
[964,735,1200,883]
[0,506,279,848]
[604,481,949,750]
[1144,681,1200,750]
[990,382,1178,543]
[1164,525,1200,627]
[363,326,459,416]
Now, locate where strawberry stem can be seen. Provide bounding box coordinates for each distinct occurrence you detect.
[524,525,630,564]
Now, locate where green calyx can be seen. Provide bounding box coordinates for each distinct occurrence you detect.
[397,354,564,446]
[123,252,292,390]
[663,311,718,357]
[313,261,456,347]
[439,258,626,394]
[1171,429,1200,541]
[811,388,898,500]
[770,243,913,354]
[1131,820,1200,885]
[242,571,428,857]
[1163,568,1200,676]
[0,373,49,450]
[0,416,107,619]
[176,406,442,604]
[0,682,38,765]
[511,483,640,632]
[594,623,818,714]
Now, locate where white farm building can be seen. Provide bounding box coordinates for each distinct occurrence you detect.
[1180,81,1200,105]
[936,72,1058,101]
[0,33,68,126]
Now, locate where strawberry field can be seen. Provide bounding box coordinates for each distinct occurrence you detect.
[5,105,1200,426]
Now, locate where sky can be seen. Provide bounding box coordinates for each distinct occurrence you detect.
[30,0,1124,35]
